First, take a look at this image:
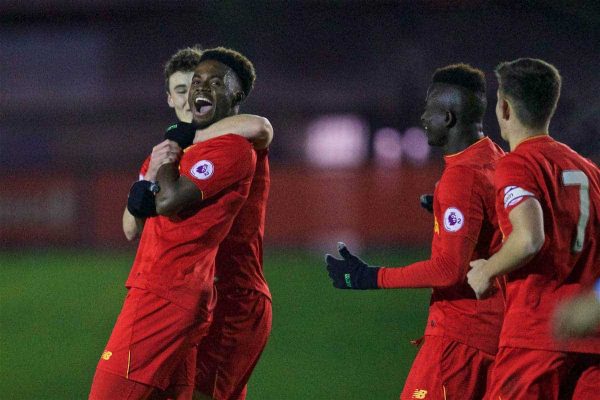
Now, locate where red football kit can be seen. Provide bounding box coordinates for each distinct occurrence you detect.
[195,149,272,400]
[90,134,257,399]
[487,135,600,399]
[135,147,272,399]
[376,137,506,400]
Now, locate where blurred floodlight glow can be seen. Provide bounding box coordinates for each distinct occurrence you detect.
[305,114,369,167]
[401,127,430,164]
[374,127,403,166]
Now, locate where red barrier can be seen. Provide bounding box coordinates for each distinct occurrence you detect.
[0,175,80,245]
[1,164,442,248]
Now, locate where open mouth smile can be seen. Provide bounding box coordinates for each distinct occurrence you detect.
[194,96,214,116]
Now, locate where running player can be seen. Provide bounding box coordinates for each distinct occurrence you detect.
[467,58,600,399]
[325,64,505,399]
[89,48,259,400]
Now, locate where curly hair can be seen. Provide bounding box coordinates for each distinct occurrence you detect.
[432,63,487,123]
[199,47,256,98]
[495,58,561,129]
[163,46,203,93]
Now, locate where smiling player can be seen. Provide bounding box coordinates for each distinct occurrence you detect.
[89,47,260,400]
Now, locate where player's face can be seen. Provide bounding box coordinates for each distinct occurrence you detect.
[189,60,238,129]
[167,71,194,123]
[421,85,448,147]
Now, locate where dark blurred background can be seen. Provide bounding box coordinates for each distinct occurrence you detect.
[1,1,599,398]
[2,0,599,249]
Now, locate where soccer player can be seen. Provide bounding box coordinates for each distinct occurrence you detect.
[89,47,260,400]
[325,64,505,399]
[467,58,600,399]
[124,47,273,400]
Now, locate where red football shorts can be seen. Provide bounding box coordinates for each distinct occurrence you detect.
[194,288,272,400]
[91,288,211,396]
[486,346,600,399]
[400,335,495,400]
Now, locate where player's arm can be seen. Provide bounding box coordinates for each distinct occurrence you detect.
[326,168,482,290]
[155,135,256,217]
[123,141,182,236]
[155,161,202,217]
[194,114,273,150]
[326,225,479,290]
[468,198,544,298]
[122,207,145,241]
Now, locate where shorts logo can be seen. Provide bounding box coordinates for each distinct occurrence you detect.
[503,185,534,209]
[190,160,214,180]
[433,216,440,235]
[101,350,112,361]
[443,207,464,232]
[412,389,428,399]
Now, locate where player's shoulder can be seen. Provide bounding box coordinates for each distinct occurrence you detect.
[442,164,478,183]
[496,151,528,171]
[437,165,479,200]
[185,134,252,157]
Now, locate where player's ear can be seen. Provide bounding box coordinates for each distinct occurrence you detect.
[444,111,457,128]
[500,98,510,121]
[233,91,245,106]
[167,92,175,109]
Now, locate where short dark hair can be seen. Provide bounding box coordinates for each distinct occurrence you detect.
[431,63,487,123]
[199,47,256,98]
[495,58,561,129]
[163,46,203,93]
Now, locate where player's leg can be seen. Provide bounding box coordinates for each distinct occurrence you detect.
[91,288,210,399]
[89,369,155,400]
[400,336,445,400]
[195,289,272,400]
[401,336,494,400]
[486,347,568,400]
[438,340,495,399]
[149,347,197,400]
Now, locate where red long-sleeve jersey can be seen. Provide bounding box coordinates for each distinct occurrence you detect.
[377,137,505,354]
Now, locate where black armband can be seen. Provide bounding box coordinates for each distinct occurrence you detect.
[127,180,158,218]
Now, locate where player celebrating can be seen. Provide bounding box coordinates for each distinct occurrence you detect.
[190,48,273,400]
[325,64,505,399]
[121,47,273,400]
[467,58,600,398]
[89,48,260,400]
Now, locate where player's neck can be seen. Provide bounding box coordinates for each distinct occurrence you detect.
[507,121,549,151]
[443,124,484,155]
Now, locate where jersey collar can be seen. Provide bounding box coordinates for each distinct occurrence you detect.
[513,134,552,151]
[443,136,492,164]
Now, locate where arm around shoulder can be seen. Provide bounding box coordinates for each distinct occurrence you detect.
[194,114,273,150]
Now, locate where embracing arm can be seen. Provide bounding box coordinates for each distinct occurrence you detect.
[194,114,273,150]
[468,198,544,298]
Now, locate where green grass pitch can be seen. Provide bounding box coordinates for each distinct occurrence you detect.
[0,249,430,399]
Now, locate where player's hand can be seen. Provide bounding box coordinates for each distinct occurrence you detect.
[420,194,434,213]
[467,259,493,299]
[146,140,182,182]
[325,242,379,290]
[552,292,600,339]
[164,121,196,149]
